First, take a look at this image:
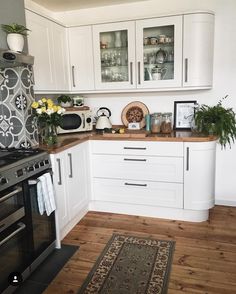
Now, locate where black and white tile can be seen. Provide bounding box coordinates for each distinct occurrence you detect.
[0,66,38,148]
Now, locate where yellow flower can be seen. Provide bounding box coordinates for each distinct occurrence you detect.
[53,105,58,112]
[41,97,47,103]
[41,107,46,113]
[31,101,39,109]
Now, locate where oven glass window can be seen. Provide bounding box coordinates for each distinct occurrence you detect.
[0,185,24,221]
[0,222,29,293]
[60,114,82,130]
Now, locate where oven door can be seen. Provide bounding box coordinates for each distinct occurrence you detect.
[0,221,29,293]
[0,185,25,233]
[57,112,83,134]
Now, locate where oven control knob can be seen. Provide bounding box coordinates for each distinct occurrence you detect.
[0,177,8,185]
[86,117,92,123]
[28,166,34,172]
[34,163,40,169]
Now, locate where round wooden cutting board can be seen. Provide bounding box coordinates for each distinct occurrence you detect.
[121,101,150,128]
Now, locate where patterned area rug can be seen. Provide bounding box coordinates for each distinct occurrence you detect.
[78,234,175,294]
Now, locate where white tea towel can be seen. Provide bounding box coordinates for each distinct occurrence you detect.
[38,173,56,216]
[36,179,45,215]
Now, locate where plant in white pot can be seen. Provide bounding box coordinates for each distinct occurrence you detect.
[1,23,30,52]
[57,95,72,108]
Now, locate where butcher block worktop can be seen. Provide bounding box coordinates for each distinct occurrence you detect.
[41,129,217,154]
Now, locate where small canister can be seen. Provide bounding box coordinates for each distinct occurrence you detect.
[151,113,162,133]
[161,112,172,134]
[145,114,151,132]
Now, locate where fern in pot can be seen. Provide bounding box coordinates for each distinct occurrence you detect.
[194,95,236,148]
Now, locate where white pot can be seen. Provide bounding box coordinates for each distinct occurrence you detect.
[7,33,24,52]
[60,101,72,108]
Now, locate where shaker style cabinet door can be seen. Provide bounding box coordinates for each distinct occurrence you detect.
[136,15,182,88]
[183,13,214,88]
[25,10,69,92]
[184,141,216,210]
[92,21,136,90]
[68,26,95,91]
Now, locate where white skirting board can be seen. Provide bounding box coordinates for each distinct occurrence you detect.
[89,201,209,222]
[215,199,236,207]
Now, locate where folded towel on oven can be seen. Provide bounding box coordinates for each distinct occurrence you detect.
[37,173,56,216]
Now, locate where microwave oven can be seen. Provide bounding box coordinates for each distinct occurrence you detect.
[57,109,93,134]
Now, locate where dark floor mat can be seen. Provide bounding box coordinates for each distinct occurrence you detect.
[14,244,79,294]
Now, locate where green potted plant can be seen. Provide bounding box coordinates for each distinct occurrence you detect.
[1,23,30,52]
[194,95,236,148]
[57,95,72,108]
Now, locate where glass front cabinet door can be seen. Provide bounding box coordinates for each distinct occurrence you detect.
[136,15,182,88]
[93,21,136,90]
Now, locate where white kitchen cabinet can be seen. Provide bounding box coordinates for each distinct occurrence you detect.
[93,21,136,90]
[91,12,214,91]
[91,140,184,210]
[50,142,90,241]
[183,13,214,88]
[135,15,182,88]
[184,141,216,210]
[68,26,95,91]
[25,10,69,92]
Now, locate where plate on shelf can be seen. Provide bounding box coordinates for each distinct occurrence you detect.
[121,101,149,128]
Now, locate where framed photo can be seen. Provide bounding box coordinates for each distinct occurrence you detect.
[174,100,197,130]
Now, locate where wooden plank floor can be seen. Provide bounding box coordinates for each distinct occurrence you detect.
[44,205,236,294]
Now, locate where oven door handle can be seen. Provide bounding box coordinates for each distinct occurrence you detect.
[0,187,23,203]
[0,222,26,247]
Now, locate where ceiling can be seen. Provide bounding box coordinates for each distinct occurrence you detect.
[30,0,147,12]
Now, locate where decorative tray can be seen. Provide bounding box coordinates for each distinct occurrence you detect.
[121,101,149,128]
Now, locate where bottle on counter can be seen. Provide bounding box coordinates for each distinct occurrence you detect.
[145,114,151,132]
[161,112,172,134]
[151,113,162,133]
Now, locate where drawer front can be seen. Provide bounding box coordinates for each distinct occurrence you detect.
[93,178,183,208]
[91,140,183,157]
[92,154,183,183]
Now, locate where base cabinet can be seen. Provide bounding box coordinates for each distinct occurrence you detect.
[50,142,90,241]
[90,140,216,221]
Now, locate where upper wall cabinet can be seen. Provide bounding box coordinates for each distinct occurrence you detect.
[183,13,214,88]
[92,12,214,91]
[68,26,95,91]
[93,21,136,90]
[25,10,69,93]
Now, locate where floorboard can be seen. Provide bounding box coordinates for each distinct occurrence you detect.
[43,205,236,294]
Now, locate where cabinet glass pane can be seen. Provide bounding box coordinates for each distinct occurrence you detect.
[143,25,174,81]
[100,30,128,83]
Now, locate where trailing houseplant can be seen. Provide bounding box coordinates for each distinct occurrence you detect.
[194,95,236,148]
[1,23,30,52]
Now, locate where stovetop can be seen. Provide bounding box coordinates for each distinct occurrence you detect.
[0,148,45,169]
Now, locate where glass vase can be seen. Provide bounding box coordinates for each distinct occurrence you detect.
[42,124,58,146]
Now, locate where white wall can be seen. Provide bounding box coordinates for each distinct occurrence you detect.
[27,0,236,205]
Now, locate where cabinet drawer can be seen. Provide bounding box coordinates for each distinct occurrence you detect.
[93,178,183,208]
[92,154,183,183]
[91,140,183,157]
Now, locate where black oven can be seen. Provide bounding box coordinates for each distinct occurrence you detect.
[0,149,56,294]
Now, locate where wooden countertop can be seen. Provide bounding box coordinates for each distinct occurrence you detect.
[42,129,217,154]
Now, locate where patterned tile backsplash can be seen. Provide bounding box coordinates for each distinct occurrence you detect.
[0,66,38,148]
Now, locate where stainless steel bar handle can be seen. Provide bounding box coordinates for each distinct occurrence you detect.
[138,61,141,84]
[184,58,188,83]
[130,62,133,85]
[28,179,40,185]
[124,158,147,162]
[56,158,62,185]
[186,147,190,171]
[68,153,73,178]
[125,183,147,187]
[124,147,146,150]
[0,187,23,203]
[0,222,26,247]
[72,65,76,87]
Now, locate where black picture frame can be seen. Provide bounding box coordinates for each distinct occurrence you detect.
[173,100,197,130]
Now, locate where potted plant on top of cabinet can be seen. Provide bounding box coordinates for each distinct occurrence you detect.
[1,23,30,52]
[194,95,236,148]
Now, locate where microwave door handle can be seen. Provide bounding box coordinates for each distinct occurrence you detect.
[0,187,23,203]
[0,222,26,247]
[82,113,85,128]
